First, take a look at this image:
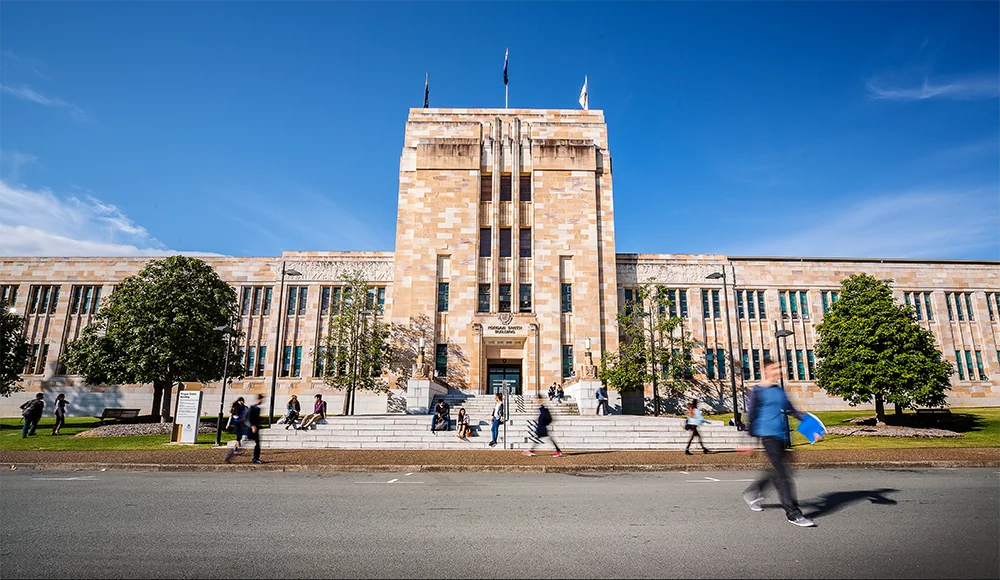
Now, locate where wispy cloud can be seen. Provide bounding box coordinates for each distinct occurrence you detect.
[0,84,92,122]
[867,75,1000,101]
[0,179,220,257]
[1,50,50,81]
[737,188,999,260]
[0,151,40,181]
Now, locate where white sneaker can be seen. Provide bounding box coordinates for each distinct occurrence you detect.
[788,515,816,527]
[743,492,763,512]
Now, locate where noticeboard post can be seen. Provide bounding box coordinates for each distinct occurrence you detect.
[172,390,203,444]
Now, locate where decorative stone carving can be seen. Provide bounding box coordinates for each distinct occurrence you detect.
[616,262,723,285]
[276,260,394,282]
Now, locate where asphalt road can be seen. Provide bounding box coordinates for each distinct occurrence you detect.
[1,467,997,579]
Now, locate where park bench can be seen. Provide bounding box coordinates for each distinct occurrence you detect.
[916,408,952,416]
[95,408,141,426]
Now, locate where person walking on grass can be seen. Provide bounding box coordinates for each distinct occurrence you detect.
[488,393,503,447]
[51,394,68,435]
[741,361,817,527]
[684,398,710,455]
[19,393,44,438]
[246,394,265,464]
[524,395,562,457]
[224,397,247,463]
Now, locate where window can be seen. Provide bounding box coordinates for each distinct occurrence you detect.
[24,344,40,374]
[738,290,764,319]
[779,292,787,318]
[246,347,256,377]
[975,350,987,380]
[331,287,342,314]
[315,346,326,377]
[924,292,933,320]
[702,289,711,319]
[562,345,574,378]
[298,288,308,315]
[80,287,92,315]
[321,287,331,316]
[242,288,252,315]
[711,290,721,319]
[800,292,809,318]
[786,350,794,380]
[716,349,726,380]
[0,284,17,306]
[742,349,750,380]
[947,292,971,321]
[965,351,974,381]
[437,283,450,312]
[763,349,772,364]
[498,284,512,313]
[500,175,512,202]
[256,346,267,377]
[480,174,492,202]
[519,175,531,202]
[706,350,716,380]
[366,288,376,310]
[623,288,634,315]
[281,346,292,377]
[263,287,273,315]
[519,229,531,258]
[807,350,816,380]
[478,284,490,313]
[561,283,572,313]
[287,287,298,316]
[955,351,965,380]
[480,228,492,258]
[821,291,839,314]
[965,293,974,321]
[519,284,532,313]
[680,289,689,318]
[780,291,808,319]
[377,287,386,312]
[666,289,677,318]
[752,349,762,380]
[292,346,302,377]
[499,228,512,258]
[435,344,448,377]
[31,286,59,315]
[989,292,1000,321]
[736,291,745,319]
[947,294,954,320]
[796,349,805,381]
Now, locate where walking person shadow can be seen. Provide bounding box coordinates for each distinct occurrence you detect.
[798,488,900,519]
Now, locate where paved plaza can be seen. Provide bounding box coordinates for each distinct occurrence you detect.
[1,467,997,579]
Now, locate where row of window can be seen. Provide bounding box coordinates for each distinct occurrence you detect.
[904,292,934,321]
[479,228,532,258]
[26,285,60,315]
[1,284,19,306]
[955,350,989,381]
[480,174,532,202]
[238,346,268,377]
[69,286,103,315]
[467,283,573,314]
[239,285,387,317]
[23,343,49,375]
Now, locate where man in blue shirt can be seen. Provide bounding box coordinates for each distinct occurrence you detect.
[742,361,816,527]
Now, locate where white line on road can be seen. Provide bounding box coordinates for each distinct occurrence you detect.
[679,471,689,475]
[405,472,414,476]
[33,476,98,481]
[685,479,755,483]
[387,478,399,484]
[704,476,720,482]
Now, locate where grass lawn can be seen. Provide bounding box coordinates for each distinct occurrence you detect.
[0,416,239,451]
[707,407,1000,449]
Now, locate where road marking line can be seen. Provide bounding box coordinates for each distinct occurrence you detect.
[387,478,399,484]
[405,472,414,476]
[685,479,755,483]
[705,476,720,482]
[33,476,98,481]
[679,471,689,475]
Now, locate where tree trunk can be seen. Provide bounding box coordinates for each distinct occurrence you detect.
[150,384,164,421]
[157,378,174,423]
[874,394,886,424]
[894,403,903,417]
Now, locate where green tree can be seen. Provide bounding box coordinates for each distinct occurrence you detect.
[815,273,952,423]
[318,272,390,415]
[62,256,242,422]
[599,284,696,414]
[1,300,30,396]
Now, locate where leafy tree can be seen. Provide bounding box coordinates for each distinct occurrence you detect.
[599,284,697,414]
[815,273,952,423]
[1,301,30,396]
[318,272,390,415]
[62,256,242,422]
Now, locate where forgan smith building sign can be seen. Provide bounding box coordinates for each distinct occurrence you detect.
[482,313,531,337]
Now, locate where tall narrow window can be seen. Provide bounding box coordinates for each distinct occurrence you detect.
[252,287,263,315]
[480,174,492,202]
[795,349,805,381]
[913,293,923,321]
[256,346,267,377]
[623,289,634,315]
[437,283,450,312]
[680,290,689,318]
[747,291,757,319]
[287,287,298,316]
[667,289,677,318]
[799,292,809,318]
[822,291,830,315]
[321,287,331,316]
[499,175,512,201]
[561,284,573,313]
[498,284,512,313]
[562,345,574,378]
[81,287,93,315]
[331,287,342,314]
[499,228,512,258]
[315,346,326,377]
[965,351,974,381]
[435,344,448,377]
[742,349,750,380]
[263,287,272,315]
[752,350,762,380]
[789,291,799,318]
[702,290,711,319]
[736,291,745,319]
[377,287,386,313]
[989,292,998,321]
[297,287,308,315]
[39,287,51,314]
[716,349,726,379]
[924,292,933,320]
[955,351,965,380]
[0,285,17,306]
[70,287,82,314]
[247,347,256,377]
[965,293,974,321]
[711,290,721,319]
[92,288,101,312]
[975,350,987,380]
[706,350,716,380]
[807,350,816,380]
[519,175,531,201]
[519,284,532,313]
[281,346,292,377]
[519,229,531,258]
[478,284,490,313]
[292,346,302,377]
[480,228,492,258]
[242,288,252,315]
[786,350,794,380]
[780,292,788,318]
[763,349,772,364]
[947,293,954,320]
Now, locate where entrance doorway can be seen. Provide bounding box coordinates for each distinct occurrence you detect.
[487,363,522,395]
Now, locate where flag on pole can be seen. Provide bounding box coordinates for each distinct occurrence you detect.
[503,49,509,86]
[579,75,589,110]
[424,73,429,108]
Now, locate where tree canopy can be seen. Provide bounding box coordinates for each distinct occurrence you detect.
[815,273,952,423]
[1,301,30,397]
[62,256,242,421]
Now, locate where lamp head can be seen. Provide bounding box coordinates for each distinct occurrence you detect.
[776,329,794,338]
[285,268,302,277]
[706,272,724,280]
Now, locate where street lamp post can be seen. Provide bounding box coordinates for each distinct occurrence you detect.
[268,262,302,425]
[636,311,659,416]
[213,324,236,446]
[707,271,741,428]
[774,323,795,448]
[731,265,747,423]
[530,323,540,398]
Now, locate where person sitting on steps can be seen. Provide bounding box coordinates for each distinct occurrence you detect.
[456,408,470,440]
[431,399,450,433]
[297,394,327,430]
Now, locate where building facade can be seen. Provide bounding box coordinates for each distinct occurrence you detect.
[2,108,998,417]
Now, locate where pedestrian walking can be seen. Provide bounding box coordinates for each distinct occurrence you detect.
[224,397,247,462]
[524,395,562,457]
[741,361,817,527]
[247,394,265,464]
[595,383,610,415]
[684,398,710,455]
[51,394,68,435]
[19,393,44,438]
[488,393,503,447]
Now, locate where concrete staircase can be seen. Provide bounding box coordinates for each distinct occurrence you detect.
[431,391,580,420]
[259,413,749,451]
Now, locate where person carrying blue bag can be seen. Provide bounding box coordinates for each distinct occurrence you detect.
[741,361,818,527]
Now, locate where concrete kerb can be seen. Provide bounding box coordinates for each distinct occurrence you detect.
[6,458,998,474]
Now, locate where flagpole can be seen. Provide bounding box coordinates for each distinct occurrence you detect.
[505,85,508,109]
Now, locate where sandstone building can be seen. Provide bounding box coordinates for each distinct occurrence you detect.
[2,108,998,416]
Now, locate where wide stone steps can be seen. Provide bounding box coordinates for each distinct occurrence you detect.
[259,415,748,450]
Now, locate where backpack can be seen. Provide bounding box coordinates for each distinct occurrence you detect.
[538,406,552,427]
[21,400,39,418]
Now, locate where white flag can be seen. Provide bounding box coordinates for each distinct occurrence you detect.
[579,75,588,110]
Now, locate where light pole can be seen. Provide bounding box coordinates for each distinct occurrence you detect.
[268,262,302,425]
[636,311,659,416]
[731,265,747,425]
[213,324,236,446]
[774,323,795,448]
[530,323,540,398]
[707,271,740,427]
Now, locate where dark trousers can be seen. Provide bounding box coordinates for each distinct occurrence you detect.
[685,425,707,450]
[249,428,261,461]
[52,414,65,434]
[596,400,610,415]
[746,436,802,519]
[21,417,39,437]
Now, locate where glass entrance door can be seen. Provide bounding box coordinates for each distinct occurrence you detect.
[487,363,522,395]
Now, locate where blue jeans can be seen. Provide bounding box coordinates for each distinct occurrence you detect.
[491,418,500,442]
[234,424,246,447]
[22,417,39,437]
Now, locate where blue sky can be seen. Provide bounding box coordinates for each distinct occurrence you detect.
[1,1,997,260]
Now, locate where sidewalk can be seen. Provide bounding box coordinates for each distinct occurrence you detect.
[2,447,997,473]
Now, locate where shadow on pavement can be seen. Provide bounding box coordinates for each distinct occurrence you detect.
[800,488,900,519]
